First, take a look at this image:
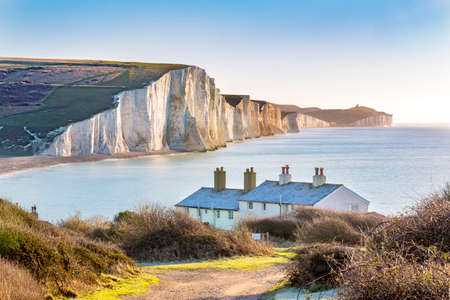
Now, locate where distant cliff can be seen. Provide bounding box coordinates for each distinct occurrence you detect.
[44,67,329,156]
[283,105,393,127]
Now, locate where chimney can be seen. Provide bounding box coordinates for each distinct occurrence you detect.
[313,167,327,187]
[214,167,226,191]
[244,167,256,193]
[279,165,292,185]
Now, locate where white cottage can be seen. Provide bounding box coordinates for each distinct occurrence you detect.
[175,166,369,230]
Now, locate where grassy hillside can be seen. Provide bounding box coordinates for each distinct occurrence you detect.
[0,198,136,297]
[0,58,187,156]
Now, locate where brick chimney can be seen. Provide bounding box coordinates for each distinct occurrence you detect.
[244,167,256,193]
[214,167,226,192]
[313,167,326,187]
[279,164,292,185]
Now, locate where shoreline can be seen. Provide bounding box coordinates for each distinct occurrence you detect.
[0,151,177,177]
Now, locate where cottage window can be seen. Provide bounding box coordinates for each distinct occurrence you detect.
[228,211,233,219]
[204,209,208,214]
[198,209,201,217]
[248,202,253,209]
[263,203,266,211]
[351,204,359,212]
[216,210,220,218]
[184,207,189,214]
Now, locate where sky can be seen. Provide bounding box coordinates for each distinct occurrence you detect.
[1,0,449,123]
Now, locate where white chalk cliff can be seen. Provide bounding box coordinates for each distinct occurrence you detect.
[44,67,328,157]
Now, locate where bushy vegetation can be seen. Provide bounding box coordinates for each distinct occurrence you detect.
[0,199,136,297]
[0,258,44,300]
[287,244,355,290]
[62,204,272,262]
[242,206,385,245]
[286,185,450,300]
[338,185,450,300]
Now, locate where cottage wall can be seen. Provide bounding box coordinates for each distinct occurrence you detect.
[313,186,369,213]
[238,201,293,219]
[177,206,238,230]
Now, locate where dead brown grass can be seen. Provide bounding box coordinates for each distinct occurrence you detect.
[338,185,450,299]
[0,199,135,297]
[242,206,385,245]
[287,244,356,290]
[0,258,44,300]
[62,204,272,262]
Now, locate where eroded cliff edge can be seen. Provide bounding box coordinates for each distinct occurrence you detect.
[44,67,328,156]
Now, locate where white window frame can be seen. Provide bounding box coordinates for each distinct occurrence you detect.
[216,210,220,218]
[263,203,266,211]
[248,202,253,209]
[228,211,233,219]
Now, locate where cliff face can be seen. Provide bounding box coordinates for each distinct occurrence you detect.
[44,67,292,157]
[43,67,388,157]
[282,112,330,133]
[349,114,393,127]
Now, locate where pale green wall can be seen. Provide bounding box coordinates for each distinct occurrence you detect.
[176,206,239,230]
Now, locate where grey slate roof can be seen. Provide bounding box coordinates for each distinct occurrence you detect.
[239,180,342,205]
[175,187,243,211]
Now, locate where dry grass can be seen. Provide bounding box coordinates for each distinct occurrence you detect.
[339,184,450,299]
[0,198,136,297]
[0,258,44,300]
[285,185,449,300]
[62,204,272,262]
[242,206,385,245]
[339,249,449,300]
[287,244,356,291]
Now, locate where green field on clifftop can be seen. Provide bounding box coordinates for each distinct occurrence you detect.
[0,58,187,155]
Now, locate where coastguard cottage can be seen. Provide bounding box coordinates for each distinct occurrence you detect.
[175,166,369,230]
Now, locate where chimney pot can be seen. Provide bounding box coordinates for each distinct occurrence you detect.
[220,166,224,171]
[250,167,254,172]
[281,166,285,174]
[246,168,249,172]
[315,168,319,175]
[320,168,324,175]
[285,165,290,174]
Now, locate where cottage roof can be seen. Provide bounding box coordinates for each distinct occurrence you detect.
[175,187,243,211]
[239,180,342,205]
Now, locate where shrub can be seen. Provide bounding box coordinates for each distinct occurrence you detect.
[338,185,450,300]
[242,217,298,240]
[296,217,361,245]
[371,185,450,256]
[114,204,271,261]
[0,258,44,300]
[241,206,385,245]
[339,249,450,300]
[0,199,135,297]
[287,244,355,290]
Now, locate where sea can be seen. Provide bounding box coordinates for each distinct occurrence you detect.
[0,124,449,222]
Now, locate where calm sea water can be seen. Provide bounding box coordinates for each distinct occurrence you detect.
[0,125,449,222]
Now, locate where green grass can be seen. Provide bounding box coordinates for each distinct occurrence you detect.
[0,59,188,155]
[144,248,293,271]
[73,273,159,300]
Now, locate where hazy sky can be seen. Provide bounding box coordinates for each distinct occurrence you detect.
[1,0,449,123]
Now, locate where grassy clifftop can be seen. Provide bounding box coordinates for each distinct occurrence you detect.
[0,58,187,156]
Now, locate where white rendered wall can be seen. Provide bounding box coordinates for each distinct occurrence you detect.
[313,186,369,213]
[238,201,292,219]
[176,206,238,230]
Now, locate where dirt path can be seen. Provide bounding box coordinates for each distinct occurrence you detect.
[129,266,285,300]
